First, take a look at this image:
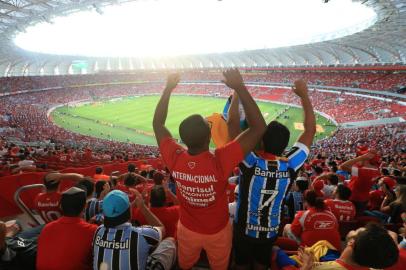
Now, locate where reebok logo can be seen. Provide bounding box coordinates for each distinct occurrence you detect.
[314,221,334,229]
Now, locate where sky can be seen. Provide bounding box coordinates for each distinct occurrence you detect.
[14,0,377,58]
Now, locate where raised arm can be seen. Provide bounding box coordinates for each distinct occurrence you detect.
[164,181,179,205]
[293,79,316,149]
[152,74,180,145]
[222,69,266,156]
[338,151,376,172]
[133,189,166,238]
[44,172,84,192]
[227,92,242,141]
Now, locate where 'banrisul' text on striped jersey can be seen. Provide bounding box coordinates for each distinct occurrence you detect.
[235,142,309,241]
[92,223,161,270]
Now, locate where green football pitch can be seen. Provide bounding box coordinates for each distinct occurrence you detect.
[51,95,337,147]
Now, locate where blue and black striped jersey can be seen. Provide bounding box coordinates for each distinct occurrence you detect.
[84,198,103,222]
[92,223,161,270]
[235,142,309,240]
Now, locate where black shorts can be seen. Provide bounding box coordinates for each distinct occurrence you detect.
[233,230,277,266]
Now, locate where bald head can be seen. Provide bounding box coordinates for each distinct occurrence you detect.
[179,114,210,150]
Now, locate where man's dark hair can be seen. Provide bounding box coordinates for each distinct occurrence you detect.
[104,208,131,228]
[179,114,210,150]
[128,163,137,173]
[61,187,86,217]
[95,166,103,174]
[140,170,148,178]
[328,174,339,185]
[381,168,390,176]
[352,223,398,268]
[95,180,106,199]
[304,190,325,210]
[124,174,138,187]
[393,169,401,177]
[76,178,94,197]
[295,180,309,192]
[336,184,351,200]
[153,172,164,185]
[262,121,290,156]
[314,166,323,175]
[150,186,166,207]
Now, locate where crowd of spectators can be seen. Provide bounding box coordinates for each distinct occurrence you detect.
[1,69,405,94]
[0,70,405,270]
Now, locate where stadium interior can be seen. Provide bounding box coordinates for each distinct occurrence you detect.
[0,0,405,270]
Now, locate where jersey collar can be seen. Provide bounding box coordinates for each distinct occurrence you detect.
[256,150,278,160]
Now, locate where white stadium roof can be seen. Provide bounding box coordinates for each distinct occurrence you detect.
[0,0,405,76]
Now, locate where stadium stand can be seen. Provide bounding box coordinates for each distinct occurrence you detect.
[0,69,405,270]
[0,0,405,268]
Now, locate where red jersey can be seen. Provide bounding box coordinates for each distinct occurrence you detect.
[37,216,98,270]
[325,199,356,221]
[368,190,385,210]
[290,207,341,250]
[349,165,381,202]
[58,154,71,162]
[34,192,62,223]
[93,174,110,181]
[159,137,243,234]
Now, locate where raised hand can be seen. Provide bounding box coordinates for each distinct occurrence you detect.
[131,188,145,208]
[292,79,309,99]
[99,182,111,199]
[222,68,245,90]
[165,73,180,92]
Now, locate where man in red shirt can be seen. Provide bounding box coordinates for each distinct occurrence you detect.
[133,185,180,238]
[284,190,341,251]
[152,70,266,269]
[34,172,84,223]
[301,223,399,270]
[93,166,110,181]
[325,184,356,221]
[115,173,147,202]
[339,150,381,214]
[37,187,98,270]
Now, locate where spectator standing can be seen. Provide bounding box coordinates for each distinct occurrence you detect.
[152,70,266,269]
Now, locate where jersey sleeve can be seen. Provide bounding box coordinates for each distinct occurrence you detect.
[290,211,304,237]
[351,166,359,177]
[285,142,309,172]
[136,226,162,247]
[215,140,244,181]
[241,152,258,169]
[159,137,184,170]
